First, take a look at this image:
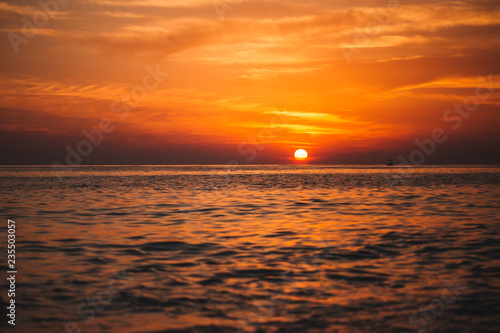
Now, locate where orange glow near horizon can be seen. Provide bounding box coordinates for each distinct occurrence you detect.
[1,0,499,164]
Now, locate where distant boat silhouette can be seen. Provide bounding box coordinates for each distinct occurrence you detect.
[387,159,394,166]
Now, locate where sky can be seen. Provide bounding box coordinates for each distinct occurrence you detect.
[1,0,499,165]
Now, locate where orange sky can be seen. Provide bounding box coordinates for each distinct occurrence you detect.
[1,0,499,164]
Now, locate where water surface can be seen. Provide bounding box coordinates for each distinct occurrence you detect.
[1,165,499,332]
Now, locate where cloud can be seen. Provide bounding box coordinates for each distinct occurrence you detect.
[0,2,45,16]
[1,0,499,164]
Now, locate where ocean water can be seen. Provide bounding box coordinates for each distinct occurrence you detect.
[0,165,499,333]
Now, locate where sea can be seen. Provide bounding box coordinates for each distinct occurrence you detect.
[0,165,499,333]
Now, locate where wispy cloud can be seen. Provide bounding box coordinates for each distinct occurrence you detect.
[1,0,499,163]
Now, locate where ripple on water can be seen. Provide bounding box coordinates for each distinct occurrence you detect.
[1,165,499,332]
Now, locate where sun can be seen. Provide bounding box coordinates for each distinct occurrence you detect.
[294,149,308,161]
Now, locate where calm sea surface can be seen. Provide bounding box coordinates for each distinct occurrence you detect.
[0,165,499,333]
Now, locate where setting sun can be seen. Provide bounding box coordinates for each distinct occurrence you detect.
[294,149,308,161]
